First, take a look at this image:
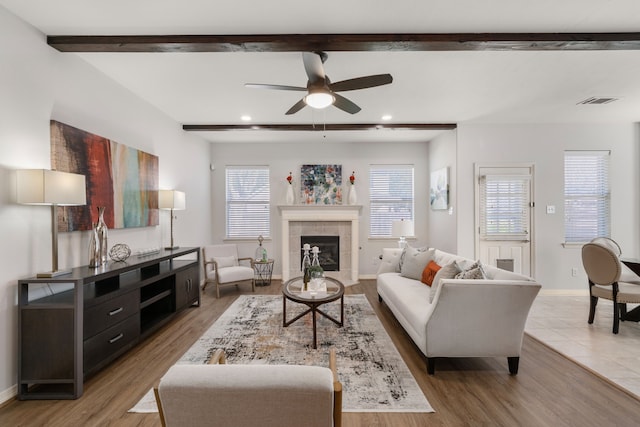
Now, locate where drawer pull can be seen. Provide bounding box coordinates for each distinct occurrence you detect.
[109,307,124,316]
[109,333,124,344]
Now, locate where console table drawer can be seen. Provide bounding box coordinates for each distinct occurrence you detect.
[83,315,139,374]
[84,293,138,339]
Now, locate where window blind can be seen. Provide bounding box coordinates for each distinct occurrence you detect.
[226,166,270,238]
[479,175,530,239]
[564,151,610,243]
[369,165,414,237]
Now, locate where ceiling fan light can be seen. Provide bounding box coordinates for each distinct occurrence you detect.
[304,92,335,109]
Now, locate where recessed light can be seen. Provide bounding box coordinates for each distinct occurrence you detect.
[241,115,252,121]
[381,115,392,121]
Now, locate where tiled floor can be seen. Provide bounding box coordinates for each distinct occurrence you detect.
[525,294,640,398]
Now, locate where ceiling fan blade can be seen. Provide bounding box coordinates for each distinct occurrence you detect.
[302,52,325,85]
[329,74,393,92]
[333,93,361,114]
[285,98,307,115]
[245,83,307,91]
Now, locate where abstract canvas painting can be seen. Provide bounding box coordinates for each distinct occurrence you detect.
[50,120,159,231]
[300,164,342,205]
[430,167,449,210]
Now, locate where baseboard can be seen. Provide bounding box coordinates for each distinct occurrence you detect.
[0,384,17,407]
[538,289,589,296]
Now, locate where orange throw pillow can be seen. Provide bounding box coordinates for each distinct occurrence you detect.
[421,261,442,286]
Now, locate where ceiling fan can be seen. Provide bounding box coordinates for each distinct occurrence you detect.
[245,51,393,115]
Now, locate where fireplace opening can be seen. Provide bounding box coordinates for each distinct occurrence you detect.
[301,235,340,271]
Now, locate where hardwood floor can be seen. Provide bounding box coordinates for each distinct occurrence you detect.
[2,280,639,426]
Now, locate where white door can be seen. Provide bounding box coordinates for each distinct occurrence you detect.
[475,165,534,276]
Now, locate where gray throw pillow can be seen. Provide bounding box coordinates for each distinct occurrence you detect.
[455,260,487,280]
[399,245,429,271]
[400,247,435,281]
[376,248,404,275]
[429,261,461,303]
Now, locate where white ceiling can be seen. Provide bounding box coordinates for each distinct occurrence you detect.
[3,0,640,144]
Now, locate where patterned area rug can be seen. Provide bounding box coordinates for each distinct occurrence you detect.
[130,294,433,413]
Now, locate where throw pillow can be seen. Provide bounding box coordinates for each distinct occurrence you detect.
[455,260,487,280]
[421,260,441,286]
[213,255,237,268]
[429,261,461,303]
[376,248,404,275]
[400,247,435,281]
[398,245,429,271]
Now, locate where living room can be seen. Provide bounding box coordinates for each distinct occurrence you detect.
[2,1,640,425]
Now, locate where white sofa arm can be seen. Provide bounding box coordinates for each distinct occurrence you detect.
[425,279,541,359]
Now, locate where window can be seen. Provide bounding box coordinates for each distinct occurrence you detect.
[479,174,530,240]
[226,166,270,238]
[369,165,414,237]
[564,151,610,243]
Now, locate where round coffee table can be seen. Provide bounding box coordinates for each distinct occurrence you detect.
[282,276,344,349]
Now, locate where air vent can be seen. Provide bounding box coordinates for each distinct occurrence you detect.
[577,97,618,105]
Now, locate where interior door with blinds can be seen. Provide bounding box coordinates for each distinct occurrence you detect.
[476,165,534,276]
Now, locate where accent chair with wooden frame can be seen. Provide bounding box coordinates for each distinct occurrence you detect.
[201,244,255,298]
[155,349,342,427]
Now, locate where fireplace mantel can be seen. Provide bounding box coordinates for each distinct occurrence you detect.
[279,205,361,284]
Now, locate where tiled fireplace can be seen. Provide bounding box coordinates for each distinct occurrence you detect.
[279,205,361,285]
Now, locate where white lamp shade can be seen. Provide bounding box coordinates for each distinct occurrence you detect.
[392,219,414,237]
[16,169,86,206]
[159,190,186,210]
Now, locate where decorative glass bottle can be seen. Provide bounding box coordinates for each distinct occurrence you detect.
[309,246,324,294]
[302,244,311,291]
[255,235,268,261]
[311,246,321,268]
[95,206,108,265]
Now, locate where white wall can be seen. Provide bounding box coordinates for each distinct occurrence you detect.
[428,130,457,253]
[0,7,211,402]
[455,123,640,291]
[209,140,431,278]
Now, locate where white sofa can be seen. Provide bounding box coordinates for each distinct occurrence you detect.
[376,247,541,375]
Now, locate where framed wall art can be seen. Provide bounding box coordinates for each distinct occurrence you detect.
[300,164,342,205]
[430,167,449,210]
[50,120,159,231]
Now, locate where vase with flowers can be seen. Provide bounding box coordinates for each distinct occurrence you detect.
[348,171,357,205]
[286,171,295,205]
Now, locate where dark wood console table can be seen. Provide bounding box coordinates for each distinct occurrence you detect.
[18,247,200,400]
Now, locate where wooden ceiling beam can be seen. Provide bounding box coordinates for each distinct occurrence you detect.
[48,33,640,53]
[182,123,457,132]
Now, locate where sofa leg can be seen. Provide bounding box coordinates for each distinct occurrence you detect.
[508,357,519,375]
[427,358,435,375]
[378,293,382,303]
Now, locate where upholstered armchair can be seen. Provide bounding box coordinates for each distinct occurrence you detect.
[582,242,640,334]
[590,237,640,284]
[155,350,342,427]
[202,244,255,298]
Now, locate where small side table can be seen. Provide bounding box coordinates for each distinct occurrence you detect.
[253,259,274,286]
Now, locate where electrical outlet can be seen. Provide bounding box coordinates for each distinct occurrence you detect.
[571,268,578,277]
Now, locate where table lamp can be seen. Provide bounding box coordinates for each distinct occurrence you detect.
[392,219,414,249]
[159,190,186,250]
[16,169,87,277]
